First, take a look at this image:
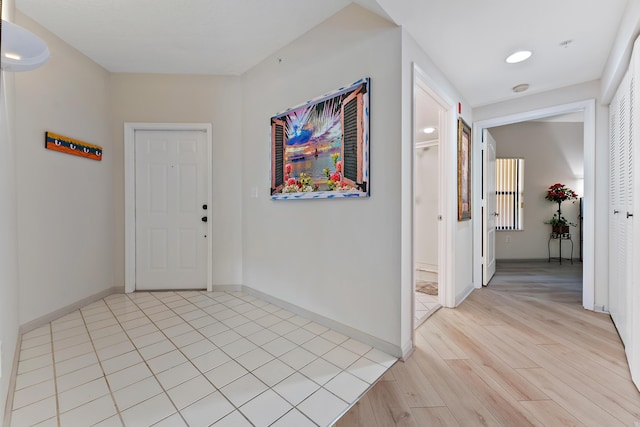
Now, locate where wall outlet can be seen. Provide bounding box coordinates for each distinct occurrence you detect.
[505,235,512,243]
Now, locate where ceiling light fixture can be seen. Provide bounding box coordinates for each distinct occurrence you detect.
[1,19,50,72]
[423,127,436,134]
[505,50,532,64]
[512,83,529,93]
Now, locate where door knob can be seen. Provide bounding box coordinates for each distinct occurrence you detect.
[201,216,208,223]
[628,212,634,218]
[202,204,208,210]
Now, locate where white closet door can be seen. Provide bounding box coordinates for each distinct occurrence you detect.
[610,36,640,392]
[609,70,630,346]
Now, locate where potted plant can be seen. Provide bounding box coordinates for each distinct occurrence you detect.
[545,213,575,234]
[544,183,578,234]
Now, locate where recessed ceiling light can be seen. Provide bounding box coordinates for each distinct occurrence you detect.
[506,50,532,64]
[423,127,436,134]
[512,83,529,93]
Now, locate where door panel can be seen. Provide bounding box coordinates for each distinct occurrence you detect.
[135,130,208,290]
[484,129,497,284]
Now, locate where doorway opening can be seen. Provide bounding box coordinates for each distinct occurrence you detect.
[413,73,448,328]
[475,100,595,310]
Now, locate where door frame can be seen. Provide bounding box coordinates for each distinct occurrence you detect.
[472,99,596,310]
[412,65,456,328]
[124,123,213,293]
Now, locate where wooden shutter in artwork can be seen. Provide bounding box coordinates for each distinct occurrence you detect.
[271,119,285,194]
[341,87,363,189]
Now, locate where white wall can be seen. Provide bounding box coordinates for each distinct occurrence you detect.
[14,12,114,325]
[109,74,243,286]
[0,0,21,419]
[242,4,404,353]
[415,145,439,272]
[474,80,609,309]
[490,122,584,260]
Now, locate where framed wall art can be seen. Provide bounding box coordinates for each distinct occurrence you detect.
[270,78,370,200]
[457,117,471,220]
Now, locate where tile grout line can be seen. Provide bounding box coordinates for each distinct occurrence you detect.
[79,301,128,426]
[103,293,187,426]
[193,291,376,426]
[209,290,391,426]
[48,322,61,427]
[152,290,262,425]
[145,291,232,426]
[148,290,305,426]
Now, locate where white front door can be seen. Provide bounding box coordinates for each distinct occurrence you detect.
[134,129,209,290]
[484,129,497,284]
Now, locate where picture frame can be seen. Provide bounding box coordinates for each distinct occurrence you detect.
[270,78,370,200]
[457,117,471,221]
[45,131,103,161]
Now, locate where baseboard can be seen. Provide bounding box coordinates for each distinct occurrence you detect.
[400,340,415,361]
[211,285,243,292]
[242,286,403,358]
[455,283,474,307]
[19,286,122,334]
[3,333,21,427]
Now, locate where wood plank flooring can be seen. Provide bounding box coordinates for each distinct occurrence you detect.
[336,261,640,426]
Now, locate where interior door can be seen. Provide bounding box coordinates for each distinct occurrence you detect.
[610,70,630,345]
[135,129,208,290]
[484,129,497,284]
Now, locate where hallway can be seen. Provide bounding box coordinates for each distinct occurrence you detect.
[337,261,640,426]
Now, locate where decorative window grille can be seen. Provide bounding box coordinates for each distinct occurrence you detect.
[496,158,524,230]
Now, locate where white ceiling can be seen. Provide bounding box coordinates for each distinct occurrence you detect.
[16,0,629,107]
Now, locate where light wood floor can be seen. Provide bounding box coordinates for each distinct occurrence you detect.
[336,261,640,426]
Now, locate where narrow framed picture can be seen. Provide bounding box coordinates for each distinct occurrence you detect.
[457,117,471,220]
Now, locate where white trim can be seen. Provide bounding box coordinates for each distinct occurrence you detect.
[472,99,596,310]
[124,123,213,293]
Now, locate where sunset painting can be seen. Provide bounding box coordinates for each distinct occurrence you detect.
[270,78,370,199]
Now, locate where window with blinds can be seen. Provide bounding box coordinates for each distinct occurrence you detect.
[496,158,524,230]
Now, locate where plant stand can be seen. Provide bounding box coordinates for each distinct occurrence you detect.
[548,232,573,264]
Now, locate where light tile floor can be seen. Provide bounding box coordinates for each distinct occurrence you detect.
[9,291,397,427]
[414,291,439,328]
